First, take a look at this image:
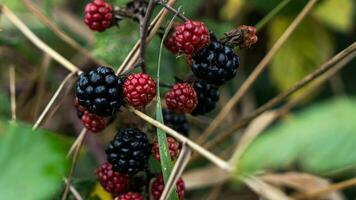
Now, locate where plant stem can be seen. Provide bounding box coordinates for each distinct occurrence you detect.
[139,0,157,73]
[156,0,189,21]
[254,0,292,32]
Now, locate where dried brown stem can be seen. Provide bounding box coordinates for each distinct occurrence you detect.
[63,178,83,200]
[9,66,16,121]
[21,0,106,66]
[62,132,86,200]
[139,0,157,72]
[157,0,188,21]
[1,5,82,74]
[196,0,319,145]
[293,177,356,200]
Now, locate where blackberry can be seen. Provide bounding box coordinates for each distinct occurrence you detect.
[165,83,198,114]
[151,175,185,200]
[163,109,189,136]
[192,36,239,85]
[76,66,124,116]
[96,162,130,195]
[191,80,220,115]
[106,128,150,176]
[84,0,113,32]
[152,137,180,161]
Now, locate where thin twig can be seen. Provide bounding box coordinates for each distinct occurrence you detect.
[32,72,77,130]
[293,177,356,200]
[160,143,191,200]
[139,0,157,72]
[116,0,177,75]
[9,66,16,121]
[254,0,292,32]
[204,42,356,151]
[63,178,84,200]
[196,0,319,145]
[1,5,82,74]
[62,133,86,200]
[127,106,232,171]
[67,128,88,158]
[156,0,188,21]
[21,0,106,66]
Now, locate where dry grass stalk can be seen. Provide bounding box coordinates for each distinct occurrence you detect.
[197,0,319,145]
[128,106,232,171]
[67,128,88,158]
[32,72,77,130]
[1,5,82,74]
[21,0,106,66]
[182,166,228,190]
[63,178,84,200]
[160,143,191,200]
[9,66,16,121]
[244,176,291,200]
[293,177,356,200]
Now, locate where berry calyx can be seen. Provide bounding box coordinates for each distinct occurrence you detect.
[116,192,144,200]
[76,66,124,116]
[151,175,185,200]
[191,80,220,115]
[81,111,108,133]
[152,137,180,161]
[192,36,239,85]
[96,162,130,195]
[163,109,189,136]
[106,128,151,176]
[174,20,210,55]
[123,73,157,108]
[84,0,113,32]
[165,83,198,114]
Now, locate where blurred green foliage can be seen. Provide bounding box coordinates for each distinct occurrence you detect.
[0,121,71,200]
[235,97,356,178]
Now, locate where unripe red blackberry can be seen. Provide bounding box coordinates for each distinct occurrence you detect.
[164,22,182,54]
[81,111,107,133]
[174,20,210,55]
[152,137,180,161]
[106,128,151,176]
[115,192,144,200]
[165,83,198,114]
[123,73,156,108]
[76,66,124,116]
[151,175,185,200]
[84,0,113,32]
[192,36,239,85]
[163,109,189,137]
[96,162,130,195]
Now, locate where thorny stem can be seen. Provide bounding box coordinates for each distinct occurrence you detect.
[139,0,157,73]
[156,0,189,22]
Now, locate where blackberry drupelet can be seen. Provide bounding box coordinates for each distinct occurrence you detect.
[192,36,239,85]
[116,192,144,200]
[76,66,124,116]
[106,128,150,176]
[163,109,189,136]
[192,80,220,115]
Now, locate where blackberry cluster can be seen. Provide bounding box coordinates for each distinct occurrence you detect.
[192,80,220,115]
[163,109,189,136]
[76,66,124,116]
[192,36,240,85]
[106,128,151,176]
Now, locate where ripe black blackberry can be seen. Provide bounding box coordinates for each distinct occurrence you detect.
[192,80,220,115]
[106,128,151,176]
[192,36,239,85]
[76,66,124,116]
[163,109,189,137]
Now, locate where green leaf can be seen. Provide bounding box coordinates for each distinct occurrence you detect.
[235,97,356,178]
[0,121,71,200]
[313,0,354,32]
[268,17,333,100]
[154,14,179,200]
